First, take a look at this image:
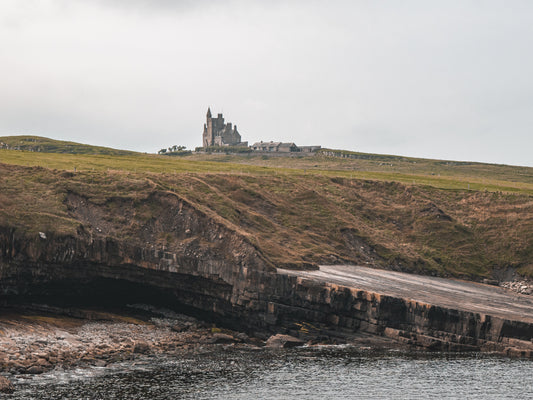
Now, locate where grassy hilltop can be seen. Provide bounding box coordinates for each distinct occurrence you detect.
[0,136,532,280]
[0,135,135,156]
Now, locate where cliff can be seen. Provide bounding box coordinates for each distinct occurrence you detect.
[0,153,532,355]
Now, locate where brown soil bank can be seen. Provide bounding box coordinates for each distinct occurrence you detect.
[0,163,532,279]
[0,163,532,356]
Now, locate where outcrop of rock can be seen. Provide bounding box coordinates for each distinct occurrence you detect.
[270,267,533,357]
[0,307,257,377]
[1,188,532,358]
[0,191,274,330]
[0,376,14,394]
[209,333,241,344]
[265,334,304,348]
[501,280,533,295]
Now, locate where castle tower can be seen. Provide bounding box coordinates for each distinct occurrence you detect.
[202,108,243,147]
[203,107,214,147]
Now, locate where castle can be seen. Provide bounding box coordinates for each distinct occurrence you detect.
[201,108,320,153]
[202,108,246,147]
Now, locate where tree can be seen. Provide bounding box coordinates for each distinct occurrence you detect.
[159,145,188,155]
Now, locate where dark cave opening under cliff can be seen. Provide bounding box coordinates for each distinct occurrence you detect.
[15,278,177,307]
[4,277,224,324]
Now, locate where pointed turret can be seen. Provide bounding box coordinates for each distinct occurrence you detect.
[203,108,242,147]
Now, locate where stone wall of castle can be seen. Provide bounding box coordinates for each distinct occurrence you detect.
[203,108,242,147]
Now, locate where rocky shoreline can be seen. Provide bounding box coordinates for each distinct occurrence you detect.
[0,304,409,394]
[0,305,257,393]
[0,305,259,374]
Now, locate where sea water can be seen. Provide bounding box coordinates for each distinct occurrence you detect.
[9,347,533,399]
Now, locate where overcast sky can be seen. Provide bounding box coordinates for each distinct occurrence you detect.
[0,0,532,166]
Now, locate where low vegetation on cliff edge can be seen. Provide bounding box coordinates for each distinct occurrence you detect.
[0,136,532,280]
[0,135,135,156]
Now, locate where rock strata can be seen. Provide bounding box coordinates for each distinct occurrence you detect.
[1,188,533,361]
[273,266,533,357]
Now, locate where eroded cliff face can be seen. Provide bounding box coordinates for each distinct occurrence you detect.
[1,184,532,356]
[0,191,275,326]
[264,276,533,357]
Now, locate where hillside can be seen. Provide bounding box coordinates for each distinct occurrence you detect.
[0,137,532,281]
[186,150,533,193]
[0,135,135,156]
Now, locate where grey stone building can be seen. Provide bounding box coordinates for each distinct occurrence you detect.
[250,142,321,153]
[251,141,299,152]
[202,108,244,147]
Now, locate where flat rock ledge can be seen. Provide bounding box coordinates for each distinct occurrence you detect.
[275,265,533,357]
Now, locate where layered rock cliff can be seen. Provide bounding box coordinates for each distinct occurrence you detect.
[267,271,533,357]
[1,162,533,355]
[0,190,275,326]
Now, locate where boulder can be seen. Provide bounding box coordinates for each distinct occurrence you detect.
[234,332,250,343]
[265,334,304,349]
[26,366,44,374]
[0,376,14,394]
[133,341,150,354]
[209,333,238,344]
[171,324,191,333]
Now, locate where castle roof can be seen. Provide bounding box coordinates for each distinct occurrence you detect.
[252,141,281,148]
[279,142,297,148]
[252,141,298,148]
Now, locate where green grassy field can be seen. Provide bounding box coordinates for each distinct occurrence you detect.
[0,135,135,156]
[1,136,532,280]
[1,138,532,195]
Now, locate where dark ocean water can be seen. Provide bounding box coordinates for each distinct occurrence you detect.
[8,346,533,399]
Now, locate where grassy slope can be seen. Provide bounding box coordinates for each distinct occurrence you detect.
[0,135,135,156]
[0,136,532,280]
